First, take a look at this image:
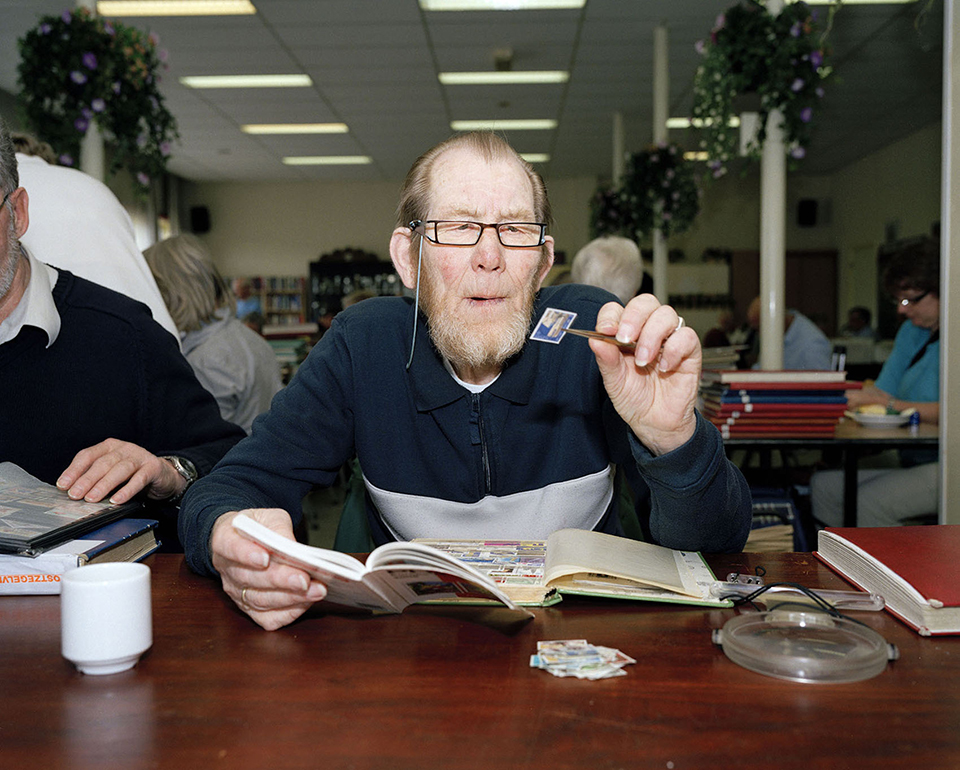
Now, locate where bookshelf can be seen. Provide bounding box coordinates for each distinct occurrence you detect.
[240,276,309,327]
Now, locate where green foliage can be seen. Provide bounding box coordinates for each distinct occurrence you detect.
[17,6,177,196]
[691,0,832,177]
[590,143,701,242]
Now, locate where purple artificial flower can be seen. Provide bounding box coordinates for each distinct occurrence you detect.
[159,48,169,63]
[112,81,122,94]
[39,23,51,35]
[661,211,673,222]
[815,86,825,98]
[810,50,824,68]
[714,13,725,30]
[790,146,806,159]
[81,107,93,119]
[70,71,87,85]
[61,10,72,23]
[160,141,172,156]
[791,78,805,93]
[91,98,106,113]
[104,21,115,35]
[800,107,813,123]
[74,117,89,132]
[790,22,801,37]
[148,31,160,47]
[695,39,706,55]
[82,52,97,70]
[137,172,150,186]
[59,154,74,166]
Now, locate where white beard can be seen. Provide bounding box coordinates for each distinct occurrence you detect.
[419,266,540,374]
[0,219,21,301]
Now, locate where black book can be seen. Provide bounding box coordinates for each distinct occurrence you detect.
[0,463,141,556]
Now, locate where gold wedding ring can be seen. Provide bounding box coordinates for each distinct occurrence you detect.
[241,587,249,607]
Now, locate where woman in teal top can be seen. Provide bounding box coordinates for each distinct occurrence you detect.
[812,238,940,527]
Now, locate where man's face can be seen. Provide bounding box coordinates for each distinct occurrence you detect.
[415,148,554,376]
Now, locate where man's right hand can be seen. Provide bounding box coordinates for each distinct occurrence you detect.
[211,508,328,631]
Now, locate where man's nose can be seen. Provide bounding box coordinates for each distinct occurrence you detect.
[472,227,505,270]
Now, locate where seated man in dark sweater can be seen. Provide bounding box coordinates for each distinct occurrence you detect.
[0,116,244,547]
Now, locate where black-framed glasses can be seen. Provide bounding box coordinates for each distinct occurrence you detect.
[409,219,546,248]
[896,289,931,308]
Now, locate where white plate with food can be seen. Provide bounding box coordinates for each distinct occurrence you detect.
[847,411,912,428]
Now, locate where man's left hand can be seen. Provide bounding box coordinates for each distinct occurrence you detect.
[590,294,700,456]
[57,438,185,504]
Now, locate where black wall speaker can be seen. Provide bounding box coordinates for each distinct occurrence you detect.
[797,198,818,228]
[190,205,211,233]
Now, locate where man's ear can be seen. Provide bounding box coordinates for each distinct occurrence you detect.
[389,227,418,290]
[10,188,29,239]
[535,235,556,289]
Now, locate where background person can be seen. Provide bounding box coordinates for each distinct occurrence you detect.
[839,305,878,340]
[811,238,940,527]
[144,234,283,434]
[12,131,179,341]
[571,235,644,305]
[178,131,752,631]
[746,295,832,370]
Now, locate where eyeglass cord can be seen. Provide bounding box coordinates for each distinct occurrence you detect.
[405,232,424,371]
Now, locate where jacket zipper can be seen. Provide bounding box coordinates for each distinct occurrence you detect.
[471,393,492,493]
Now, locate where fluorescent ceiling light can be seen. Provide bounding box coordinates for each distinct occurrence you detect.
[667,116,741,129]
[283,156,372,166]
[180,74,312,89]
[97,0,256,15]
[451,119,557,131]
[439,71,569,85]
[683,152,710,161]
[421,0,584,10]
[242,123,348,135]
[520,153,550,163]
[795,0,915,4]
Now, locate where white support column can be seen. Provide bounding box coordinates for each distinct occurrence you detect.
[758,0,786,370]
[652,23,669,301]
[77,0,105,181]
[940,0,958,524]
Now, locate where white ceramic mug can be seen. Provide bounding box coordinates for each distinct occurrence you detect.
[61,562,152,676]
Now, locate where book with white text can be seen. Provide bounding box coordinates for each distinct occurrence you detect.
[0,518,159,595]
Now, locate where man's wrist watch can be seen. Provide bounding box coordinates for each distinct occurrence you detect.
[160,455,199,503]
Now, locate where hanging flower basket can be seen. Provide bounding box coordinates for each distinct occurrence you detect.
[590,143,701,241]
[17,6,178,196]
[691,0,832,177]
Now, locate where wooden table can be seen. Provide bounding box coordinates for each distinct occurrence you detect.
[2,552,958,769]
[724,420,939,526]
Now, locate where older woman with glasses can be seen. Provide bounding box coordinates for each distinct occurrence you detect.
[812,237,940,528]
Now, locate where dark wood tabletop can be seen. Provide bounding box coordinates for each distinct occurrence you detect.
[2,552,957,769]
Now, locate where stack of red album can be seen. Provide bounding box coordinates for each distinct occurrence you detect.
[700,370,859,439]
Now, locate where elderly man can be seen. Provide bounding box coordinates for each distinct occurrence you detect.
[180,132,751,630]
[0,116,244,546]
